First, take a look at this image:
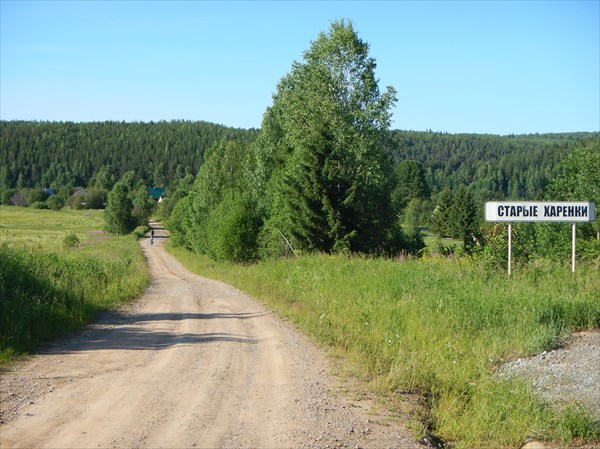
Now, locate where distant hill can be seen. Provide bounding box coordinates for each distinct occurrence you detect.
[0,120,258,189]
[1,120,597,200]
[388,130,599,199]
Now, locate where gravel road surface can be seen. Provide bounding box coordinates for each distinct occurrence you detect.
[0,223,421,449]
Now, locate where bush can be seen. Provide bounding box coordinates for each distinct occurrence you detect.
[10,190,28,207]
[27,189,49,205]
[475,222,536,270]
[63,232,80,249]
[84,188,108,209]
[0,188,16,205]
[166,196,194,249]
[30,201,49,209]
[67,190,86,209]
[47,195,65,211]
[205,193,262,262]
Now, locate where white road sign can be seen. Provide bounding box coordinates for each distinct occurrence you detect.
[485,201,596,223]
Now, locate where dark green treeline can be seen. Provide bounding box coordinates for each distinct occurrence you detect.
[390,130,598,200]
[0,120,258,190]
[1,119,596,201]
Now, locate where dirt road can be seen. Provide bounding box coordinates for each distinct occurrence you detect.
[0,223,420,449]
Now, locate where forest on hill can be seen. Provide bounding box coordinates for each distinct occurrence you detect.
[0,120,258,191]
[389,130,598,200]
[1,119,596,201]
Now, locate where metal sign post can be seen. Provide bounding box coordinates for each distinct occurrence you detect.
[508,223,512,277]
[572,223,576,273]
[485,201,596,276]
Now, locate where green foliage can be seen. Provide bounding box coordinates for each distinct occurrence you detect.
[156,173,194,220]
[448,185,480,253]
[46,195,65,210]
[475,223,536,270]
[429,186,481,253]
[166,195,193,249]
[535,144,600,261]
[104,181,136,235]
[30,201,48,209]
[403,197,433,228]
[27,188,49,205]
[0,119,595,205]
[169,250,600,448]
[392,160,430,212]
[204,193,262,262]
[429,188,452,237]
[169,140,258,261]
[0,120,258,190]
[389,130,598,200]
[83,188,108,209]
[0,240,148,360]
[62,231,80,249]
[0,188,16,205]
[250,19,399,256]
[66,189,86,209]
[89,164,116,190]
[0,208,149,361]
[131,185,155,226]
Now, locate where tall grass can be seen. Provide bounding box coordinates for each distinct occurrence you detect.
[169,246,600,448]
[0,207,150,362]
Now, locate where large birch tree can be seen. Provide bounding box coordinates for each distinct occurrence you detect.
[252,19,399,255]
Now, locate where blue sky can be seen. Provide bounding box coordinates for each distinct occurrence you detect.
[1,0,598,134]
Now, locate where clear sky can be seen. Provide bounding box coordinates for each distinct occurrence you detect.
[1,0,598,134]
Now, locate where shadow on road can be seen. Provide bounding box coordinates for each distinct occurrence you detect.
[66,328,258,351]
[120,312,268,323]
[40,311,264,353]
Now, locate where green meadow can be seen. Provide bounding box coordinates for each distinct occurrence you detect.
[169,245,600,448]
[0,207,106,248]
[0,206,150,361]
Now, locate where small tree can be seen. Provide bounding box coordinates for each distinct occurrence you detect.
[448,185,479,253]
[104,182,136,235]
[132,186,155,226]
[429,188,452,237]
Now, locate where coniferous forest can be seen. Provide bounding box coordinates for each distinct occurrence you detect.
[1,120,596,201]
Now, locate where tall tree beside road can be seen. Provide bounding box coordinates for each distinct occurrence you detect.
[252,19,399,256]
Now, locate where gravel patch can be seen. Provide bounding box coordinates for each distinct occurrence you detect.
[497,331,600,421]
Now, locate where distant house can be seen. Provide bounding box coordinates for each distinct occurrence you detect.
[147,186,166,202]
[45,187,56,196]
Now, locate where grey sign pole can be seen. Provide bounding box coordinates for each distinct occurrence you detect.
[572,223,576,273]
[508,223,512,278]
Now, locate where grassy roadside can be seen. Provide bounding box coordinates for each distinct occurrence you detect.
[168,244,600,448]
[0,207,150,362]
